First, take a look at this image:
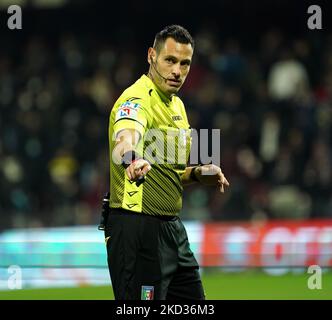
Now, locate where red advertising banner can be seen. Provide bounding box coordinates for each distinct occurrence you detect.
[201,220,332,271]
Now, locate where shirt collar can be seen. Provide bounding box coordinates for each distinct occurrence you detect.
[141,74,174,104]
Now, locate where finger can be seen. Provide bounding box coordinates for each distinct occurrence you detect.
[219,171,230,186]
[219,179,229,188]
[218,172,225,184]
[134,161,143,171]
[142,168,149,176]
[134,159,149,171]
[131,161,151,181]
[134,163,151,180]
[219,175,229,186]
[135,163,151,173]
[219,183,224,193]
[218,178,229,191]
[129,165,137,180]
[134,167,142,174]
[126,168,132,180]
[142,162,152,175]
[134,169,143,179]
[216,167,225,179]
[224,177,230,186]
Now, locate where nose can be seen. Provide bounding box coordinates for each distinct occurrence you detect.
[171,63,181,78]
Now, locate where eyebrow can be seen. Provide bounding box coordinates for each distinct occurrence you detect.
[181,59,191,65]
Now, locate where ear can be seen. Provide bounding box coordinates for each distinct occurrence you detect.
[147,47,155,64]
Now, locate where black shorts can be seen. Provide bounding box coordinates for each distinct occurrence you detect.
[104,208,205,300]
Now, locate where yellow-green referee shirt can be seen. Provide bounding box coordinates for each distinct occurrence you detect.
[109,74,192,216]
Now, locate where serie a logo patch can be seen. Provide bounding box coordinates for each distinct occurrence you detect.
[141,285,154,300]
[115,101,141,121]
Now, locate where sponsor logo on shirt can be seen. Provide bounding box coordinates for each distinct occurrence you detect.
[115,101,141,121]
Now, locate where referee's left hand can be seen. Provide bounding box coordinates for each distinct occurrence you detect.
[195,164,230,193]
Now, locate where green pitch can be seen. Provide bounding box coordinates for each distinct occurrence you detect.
[0,271,331,300]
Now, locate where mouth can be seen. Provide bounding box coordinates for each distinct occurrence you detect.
[167,79,181,87]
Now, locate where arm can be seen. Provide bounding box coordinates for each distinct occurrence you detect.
[113,128,151,182]
[181,166,201,186]
[181,164,230,193]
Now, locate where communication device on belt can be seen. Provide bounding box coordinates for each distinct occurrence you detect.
[98,191,110,231]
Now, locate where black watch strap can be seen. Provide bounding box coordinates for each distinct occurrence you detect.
[189,165,200,182]
[121,151,142,169]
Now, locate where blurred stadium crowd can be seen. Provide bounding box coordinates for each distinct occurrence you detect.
[1,25,332,229]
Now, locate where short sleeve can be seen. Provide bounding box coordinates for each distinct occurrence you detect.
[113,100,148,138]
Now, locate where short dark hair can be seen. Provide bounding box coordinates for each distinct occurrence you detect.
[153,25,194,52]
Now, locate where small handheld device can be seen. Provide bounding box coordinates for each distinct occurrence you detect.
[98,192,110,231]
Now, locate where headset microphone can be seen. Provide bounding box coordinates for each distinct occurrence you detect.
[150,58,168,82]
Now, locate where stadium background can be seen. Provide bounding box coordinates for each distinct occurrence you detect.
[0,0,332,299]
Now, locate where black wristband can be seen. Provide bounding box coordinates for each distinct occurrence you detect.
[121,151,143,169]
[189,165,200,182]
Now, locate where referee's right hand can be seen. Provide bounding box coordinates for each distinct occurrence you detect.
[126,159,151,182]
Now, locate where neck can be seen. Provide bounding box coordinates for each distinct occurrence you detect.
[147,69,173,101]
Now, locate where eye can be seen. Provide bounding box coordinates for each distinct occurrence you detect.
[181,60,191,66]
[165,57,175,64]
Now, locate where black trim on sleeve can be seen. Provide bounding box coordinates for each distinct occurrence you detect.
[113,117,145,128]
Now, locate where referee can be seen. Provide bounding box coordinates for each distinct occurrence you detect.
[105,25,229,300]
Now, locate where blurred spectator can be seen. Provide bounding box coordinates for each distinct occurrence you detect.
[1,22,332,229]
[268,48,310,102]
